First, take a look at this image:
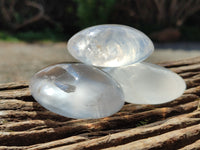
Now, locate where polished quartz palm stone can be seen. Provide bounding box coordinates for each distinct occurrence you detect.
[102,62,186,104]
[67,24,154,67]
[30,63,124,119]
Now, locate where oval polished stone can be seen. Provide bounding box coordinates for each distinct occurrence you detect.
[30,63,124,119]
[67,24,154,67]
[102,62,186,104]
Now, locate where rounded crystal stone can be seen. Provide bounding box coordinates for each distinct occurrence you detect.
[30,63,124,119]
[102,62,186,104]
[67,24,154,67]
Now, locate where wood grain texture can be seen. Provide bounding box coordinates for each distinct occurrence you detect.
[1,56,200,150]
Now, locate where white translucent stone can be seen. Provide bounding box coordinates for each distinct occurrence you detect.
[102,62,186,104]
[67,24,154,67]
[30,63,124,119]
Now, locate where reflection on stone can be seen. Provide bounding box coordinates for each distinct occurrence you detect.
[67,24,154,67]
[30,63,124,119]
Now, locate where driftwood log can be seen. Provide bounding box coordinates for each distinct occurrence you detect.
[1,57,200,150]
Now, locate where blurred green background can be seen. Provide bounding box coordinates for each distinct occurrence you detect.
[0,0,200,42]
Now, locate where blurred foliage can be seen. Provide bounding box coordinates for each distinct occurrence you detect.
[0,0,199,42]
[0,29,66,42]
[74,0,115,28]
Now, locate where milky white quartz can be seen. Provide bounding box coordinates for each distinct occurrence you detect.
[67,24,154,67]
[30,63,124,119]
[102,62,186,104]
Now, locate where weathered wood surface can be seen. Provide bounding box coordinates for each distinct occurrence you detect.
[1,57,200,150]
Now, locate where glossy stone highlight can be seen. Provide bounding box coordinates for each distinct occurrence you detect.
[103,62,186,104]
[67,24,154,67]
[30,63,124,119]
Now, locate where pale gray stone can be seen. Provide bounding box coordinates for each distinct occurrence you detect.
[102,62,186,104]
[30,63,124,119]
[67,24,154,67]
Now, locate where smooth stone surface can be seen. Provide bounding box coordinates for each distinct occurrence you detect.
[102,62,186,104]
[67,24,154,67]
[30,63,124,119]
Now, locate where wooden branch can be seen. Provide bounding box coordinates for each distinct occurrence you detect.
[153,0,166,24]
[104,123,200,150]
[158,56,200,67]
[0,88,30,99]
[32,111,200,150]
[176,0,193,20]
[179,139,200,150]
[178,5,200,26]
[0,81,29,90]
[174,0,200,26]
[169,0,177,18]
[14,1,44,30]
[0,0,57,30]
[0,0,12,22]
[1,56,200,149]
